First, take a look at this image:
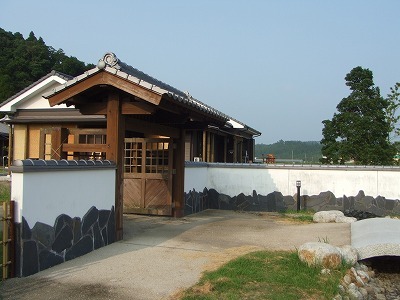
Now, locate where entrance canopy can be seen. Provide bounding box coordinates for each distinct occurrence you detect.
[44,52,260,139]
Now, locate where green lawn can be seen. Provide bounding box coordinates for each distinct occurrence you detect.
[181,250,347,300]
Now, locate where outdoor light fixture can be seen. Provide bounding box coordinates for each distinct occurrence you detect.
[296,180,301,212]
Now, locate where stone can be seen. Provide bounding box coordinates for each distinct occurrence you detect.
[93,221,104,250]
[218,193,232,210]
[313,210,344,223]
[31,222,55,249]
[21,217,32,240]
[52,224,73,253]
[207,188,220,209]
[54,214,72,237]
[98,210,110,229]
[335,216,357,223]
[298,242,342,269]
[356,270,370,282]
[343,274,352,285]
[347,283,363,300]
[338,245,358,266]
[81,206,99,235]
[22,240,39,277]
[358,287,368,298]
[65,235,93,261]
[72,217,82,244]
[101,227,108,245]
[321,268,331,275]
[338,284,346,295]
[39,249,64,271]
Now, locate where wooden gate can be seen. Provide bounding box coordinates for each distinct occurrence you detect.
[123,138,173,215]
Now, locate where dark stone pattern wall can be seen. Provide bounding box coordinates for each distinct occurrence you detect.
[184,188,400,217]
[15,206,115,277]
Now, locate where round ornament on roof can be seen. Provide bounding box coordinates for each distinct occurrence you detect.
[101,52,121,69]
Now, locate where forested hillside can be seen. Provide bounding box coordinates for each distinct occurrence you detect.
[0,28,94,102]
[255,140,322,163]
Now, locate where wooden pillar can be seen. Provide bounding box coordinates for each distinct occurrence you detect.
[223,136,227,163]
[173,128,185,218]
[233,136,237,163]
[106,92,124,241]
[202,131,207,162]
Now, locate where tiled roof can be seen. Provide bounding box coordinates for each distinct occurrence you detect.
[44,53,261,136]
[1,70,72,106]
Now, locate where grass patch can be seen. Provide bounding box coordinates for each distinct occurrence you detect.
[280,210,315,223]
[181,250,347,300]
[0,181,10,203]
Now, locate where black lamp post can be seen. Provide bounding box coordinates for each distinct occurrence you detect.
[296,180,301,212]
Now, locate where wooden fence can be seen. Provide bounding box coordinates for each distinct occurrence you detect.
[1,201,15,280]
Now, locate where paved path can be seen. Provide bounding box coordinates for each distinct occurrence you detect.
[0,210,351,300]
[351,217,400,260]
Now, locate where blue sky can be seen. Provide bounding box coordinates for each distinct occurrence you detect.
[1,1,399,144]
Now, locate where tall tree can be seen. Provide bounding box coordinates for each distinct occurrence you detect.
[385,82,400,140]
[0,28,94,102]
[321,66,396,165]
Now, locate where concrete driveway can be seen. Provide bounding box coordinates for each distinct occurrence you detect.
[0,210,350,300]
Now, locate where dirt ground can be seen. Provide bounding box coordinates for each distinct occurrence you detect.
[0,210,351,300]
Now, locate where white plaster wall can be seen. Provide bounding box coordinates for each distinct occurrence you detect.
[184,166,208,192]
[184,164,400,200]
[11,173,24,223]
[12,169,115,228]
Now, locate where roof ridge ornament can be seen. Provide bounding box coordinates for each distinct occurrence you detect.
[97,52,121,70]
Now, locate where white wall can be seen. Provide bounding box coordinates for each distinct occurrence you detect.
[12,169,115,228]
[185,164,400,200]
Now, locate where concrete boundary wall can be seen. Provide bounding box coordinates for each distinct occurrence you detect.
[184,162,400,216]
[185,162,400,200]
[11,159,117,277]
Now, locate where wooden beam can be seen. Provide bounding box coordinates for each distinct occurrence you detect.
[47,72,162,107]
[78,102,107,115]
[62,144,108,153]
[68,128,107,135]
[125,118,180,138]
[121,100,155,115]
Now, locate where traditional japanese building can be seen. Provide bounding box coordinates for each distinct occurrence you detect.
[0,52,261,239]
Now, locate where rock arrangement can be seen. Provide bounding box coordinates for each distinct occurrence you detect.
[313,210,357,223]
[297,242,400,299]
[184,188,400,217]
[298,242,358,269]
[15,205,115,277]
[334,262,400,300]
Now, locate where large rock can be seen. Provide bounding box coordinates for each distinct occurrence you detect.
[338,245,358,265]
[313,210,344,223]
[298,242,342,269]
[335,216,357,223]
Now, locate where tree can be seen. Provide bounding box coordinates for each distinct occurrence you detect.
[321,66,396,165]
[385,82,400,140]
[0,28,94,102]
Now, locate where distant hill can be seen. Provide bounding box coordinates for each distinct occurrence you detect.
[0,28,94,102]
[255,140,322,163]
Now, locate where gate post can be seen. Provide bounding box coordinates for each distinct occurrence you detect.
[1,200,15,279]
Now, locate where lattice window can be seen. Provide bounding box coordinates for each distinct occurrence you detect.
[124,139,170,174]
